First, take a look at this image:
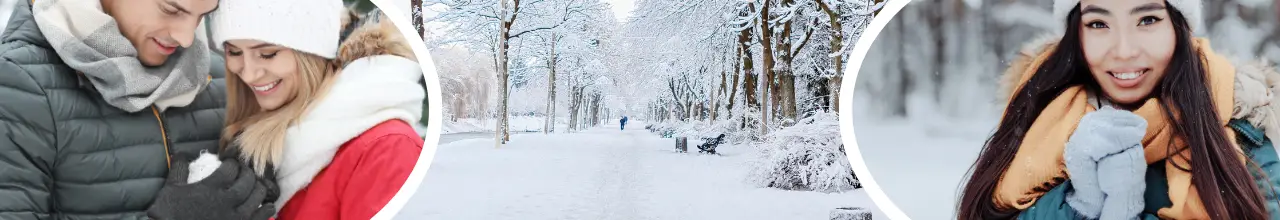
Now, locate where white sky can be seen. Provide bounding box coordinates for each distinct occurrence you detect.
[603,0,636,23]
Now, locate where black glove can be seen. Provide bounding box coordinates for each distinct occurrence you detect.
[147,155,276,220]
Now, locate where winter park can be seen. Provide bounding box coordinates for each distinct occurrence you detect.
[851,0,1280,219]
[394,0,887,219]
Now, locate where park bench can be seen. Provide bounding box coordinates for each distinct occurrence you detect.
[696,134,726,154]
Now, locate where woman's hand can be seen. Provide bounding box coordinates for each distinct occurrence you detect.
[1063,106,1148,220]
[146,155,276,220]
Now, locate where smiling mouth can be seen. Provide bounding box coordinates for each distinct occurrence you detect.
[251,80,281,92]
[1110,70,1145,80]
[1107,68,1150,88]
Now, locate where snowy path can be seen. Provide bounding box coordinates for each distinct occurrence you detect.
[394,124,883,220]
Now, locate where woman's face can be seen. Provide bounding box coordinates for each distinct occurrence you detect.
[224,39,300,111]
[1079,0,1177,105]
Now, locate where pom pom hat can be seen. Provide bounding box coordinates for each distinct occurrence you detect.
[1052,0,1203,35]
[209,0,346,59]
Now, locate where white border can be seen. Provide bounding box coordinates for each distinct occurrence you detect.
[838,0,913,220]
[366,1,444,219]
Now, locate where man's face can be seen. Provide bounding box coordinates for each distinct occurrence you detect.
[105,0,218,67]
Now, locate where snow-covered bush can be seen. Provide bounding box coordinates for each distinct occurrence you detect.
[748,112,860,193]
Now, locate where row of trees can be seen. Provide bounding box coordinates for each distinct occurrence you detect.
[624,0,883,136]
[424,0,620,145]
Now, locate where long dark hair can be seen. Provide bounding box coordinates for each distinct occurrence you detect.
[955,4,1269,219]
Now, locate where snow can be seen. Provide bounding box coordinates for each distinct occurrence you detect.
[850,103,996,220]
[395,123,884,220]
[442,116,567,134]
[748,112,860,193]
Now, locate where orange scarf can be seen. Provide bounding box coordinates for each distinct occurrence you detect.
[992,38,1243,219]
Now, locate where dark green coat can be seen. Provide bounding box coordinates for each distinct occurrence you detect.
[1019,119,1280,220]
[0,1,227,219]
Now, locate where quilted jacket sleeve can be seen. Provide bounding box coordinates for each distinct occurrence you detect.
[0,46,58,220]
[0,2,58,219]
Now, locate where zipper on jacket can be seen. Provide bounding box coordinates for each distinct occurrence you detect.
[151,106,173,169]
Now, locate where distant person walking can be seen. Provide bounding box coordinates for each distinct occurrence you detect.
[620,116,629,130]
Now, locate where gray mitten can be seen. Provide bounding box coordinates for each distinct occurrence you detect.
[1096,146,1146,220]
[1063,106,1147,220]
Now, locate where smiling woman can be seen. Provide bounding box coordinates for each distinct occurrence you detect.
[850,0,1280,219]
[953,0,1277,219]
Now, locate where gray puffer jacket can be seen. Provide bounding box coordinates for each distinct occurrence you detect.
[0,1,227,220]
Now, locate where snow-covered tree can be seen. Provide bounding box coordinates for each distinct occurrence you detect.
[425,0,609,145]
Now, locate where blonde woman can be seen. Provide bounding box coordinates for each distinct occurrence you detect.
[205,0,423,219]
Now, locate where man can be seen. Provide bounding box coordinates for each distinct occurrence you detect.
[0,0,271,219]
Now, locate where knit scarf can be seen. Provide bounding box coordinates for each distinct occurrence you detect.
[992,38,1244,219]
[32,0,210,113]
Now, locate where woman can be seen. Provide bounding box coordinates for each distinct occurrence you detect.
[207,0,425,219]
[956,0,1280,219]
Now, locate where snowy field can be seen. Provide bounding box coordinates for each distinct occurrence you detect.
[395,123,883,220]
[849,93,998,220]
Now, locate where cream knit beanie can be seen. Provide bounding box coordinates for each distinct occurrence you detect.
[1053,0,1203,35]
[209,0,346,59]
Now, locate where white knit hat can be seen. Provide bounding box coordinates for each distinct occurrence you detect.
[1053,0,1203,35]
[209,0,346,59]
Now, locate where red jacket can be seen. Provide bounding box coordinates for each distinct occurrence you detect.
[276,120,423,220]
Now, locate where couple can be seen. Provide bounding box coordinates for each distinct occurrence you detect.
[0,0,425,219]
[957,0,1280,219]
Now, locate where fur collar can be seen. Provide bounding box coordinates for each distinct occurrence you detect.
[997,34,1280,146]
[274,11,423,210]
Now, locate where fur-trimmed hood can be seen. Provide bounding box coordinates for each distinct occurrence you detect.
[997,34,1280,148]
[274,10,424,210]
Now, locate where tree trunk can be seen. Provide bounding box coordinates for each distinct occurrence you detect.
[740,28,757,130]
[758,0,775,134]
[830,75,842,112]
[569,86,581,131]
[713,69,725,121]
[728,39,742,118]
[815,0,843,113]
[591,93,602,126]
[774,0,808,123]
[411,0,423,38]
[495,0,512,147]
[545,34,558,134]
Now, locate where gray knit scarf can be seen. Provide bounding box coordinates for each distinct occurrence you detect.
[32,0,210,113]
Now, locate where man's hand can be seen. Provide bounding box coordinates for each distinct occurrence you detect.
[146,155,276,220]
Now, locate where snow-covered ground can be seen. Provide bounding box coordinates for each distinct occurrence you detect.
[442,116,569,134]
[849,94,997,220]
[395,123,883,220]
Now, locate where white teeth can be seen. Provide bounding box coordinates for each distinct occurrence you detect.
[252,81,277,91]
[1113,71,1142,80]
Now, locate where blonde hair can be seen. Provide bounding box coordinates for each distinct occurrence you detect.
[220,51,337,174]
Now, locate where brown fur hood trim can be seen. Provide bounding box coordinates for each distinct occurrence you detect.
[997,34,1280,142]
[335,9,417,68]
